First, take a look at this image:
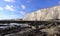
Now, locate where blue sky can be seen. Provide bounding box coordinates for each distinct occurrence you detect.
[0,0,60,20]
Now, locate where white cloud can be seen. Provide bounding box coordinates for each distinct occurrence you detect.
[58,1,60,5]
[0,14,8,20]
[21,5,26,10]
[5,5,15,11]
[26,0,30,3]
[10,15,19,19]
[0,7,3,11]
[20,11,26,15]
[26,0,31,3]
[0,14,19,20]
[4,0,15,2]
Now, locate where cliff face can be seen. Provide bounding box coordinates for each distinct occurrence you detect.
[23,5,60,21]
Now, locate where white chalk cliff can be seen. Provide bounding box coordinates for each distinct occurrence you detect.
[23,5,60,21]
